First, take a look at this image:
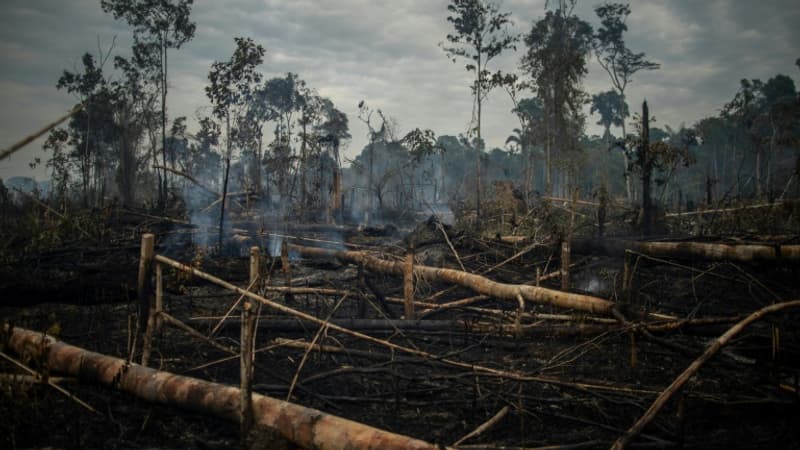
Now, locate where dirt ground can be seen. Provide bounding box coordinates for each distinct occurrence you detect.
[2,217,800,449]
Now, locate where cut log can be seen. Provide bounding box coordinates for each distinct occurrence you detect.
[288,244,614,314]
[572,238,800,263]
[4,326,445,450]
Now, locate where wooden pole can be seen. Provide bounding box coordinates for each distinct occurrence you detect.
[560,240,571,291]
[404,244,415,319]
[622,250,632,304]
[281,241,293,303]
[137,234,155,366]
[241,246,259,445]
[155,263,163,333]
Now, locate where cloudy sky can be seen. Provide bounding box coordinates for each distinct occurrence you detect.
[1,0,798,180]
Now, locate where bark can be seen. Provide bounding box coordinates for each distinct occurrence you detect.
[571,238,800,263]
[4,326,443,450]
[288,244,614,314]
[640,101,652,236]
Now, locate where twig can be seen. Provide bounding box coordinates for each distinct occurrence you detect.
[438,222,466,271]
[286,294,348,401]
[208,276,259,338]
[0,103,83,161]
[452,405,510,446]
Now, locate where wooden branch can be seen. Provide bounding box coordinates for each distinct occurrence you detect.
[664,200,796,217]
[452,406,509,446]
[0,350,97,414]
[12,188,90,238]
[159,311,237,355]
[611,300,800,450]
[572,238,800,263]
[288,244,614,314]
[0,103,83,161]
[4,326,445,450]
[154,164,219,197]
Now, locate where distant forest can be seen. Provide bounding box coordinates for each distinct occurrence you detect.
[3,0,798,229]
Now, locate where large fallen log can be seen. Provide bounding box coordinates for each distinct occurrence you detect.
[288,244,614,314]
[4,325,444,450]
[571,238,800,263]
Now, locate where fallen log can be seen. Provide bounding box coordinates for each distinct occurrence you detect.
[572,238,800,263]
[4,325,445,450]
[288,244,614,314]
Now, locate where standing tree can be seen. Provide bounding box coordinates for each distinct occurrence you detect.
[442,0,516,226]
[593,2,659,200]
[521,0,593,196]
[590,90,628,145]
[206,37,265,250]
[357,100,389,223]
[101,0,196,208]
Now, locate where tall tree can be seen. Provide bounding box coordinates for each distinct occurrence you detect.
[442,0,516,226]
[357,100,389,222]
[507,96,544,203]
[101,0,196,208]
[593,2,659,200]
[521,0,593,196]
[206,37,265,250]
[57,53,119,206]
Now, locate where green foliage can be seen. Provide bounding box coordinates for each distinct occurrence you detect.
[590,90,628,139]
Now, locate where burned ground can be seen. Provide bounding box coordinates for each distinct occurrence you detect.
[1,205,800,450]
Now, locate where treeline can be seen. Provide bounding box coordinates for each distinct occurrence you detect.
[5,0,799,230]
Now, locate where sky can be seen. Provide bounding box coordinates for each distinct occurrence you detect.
[1,0,798,181]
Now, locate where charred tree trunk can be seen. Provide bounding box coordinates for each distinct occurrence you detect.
[640,101,652,236]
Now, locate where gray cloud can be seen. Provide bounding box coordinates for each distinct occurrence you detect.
[1,0,798,180]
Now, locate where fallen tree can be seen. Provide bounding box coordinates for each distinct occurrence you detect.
[288,244,615,314]
[3,325,445,450]
[572,238,800,263]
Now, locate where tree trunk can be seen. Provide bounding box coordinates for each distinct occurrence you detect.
[288,244,614,314]
[571,238,800,263]
[4,326,443,450]
[641,101,652,236]
[620,93,632,201]
[476,70,483,229]
[219,114,232,251]
[160,37,169,210]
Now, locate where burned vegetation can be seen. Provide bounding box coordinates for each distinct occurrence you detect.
[2,1,800,449]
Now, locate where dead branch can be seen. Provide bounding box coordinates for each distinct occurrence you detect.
[611,299,800,450]
[0,350,98,414]
[0,104,83,161]
[452,405,510,446]
[154,164,219,197]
